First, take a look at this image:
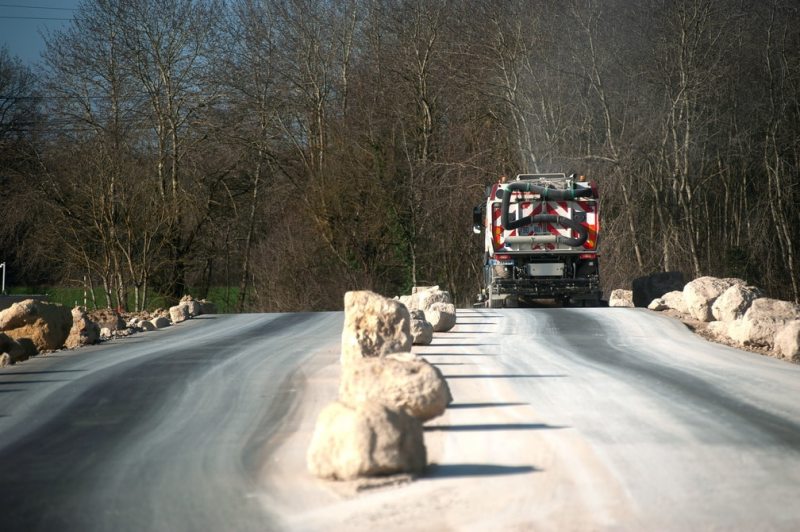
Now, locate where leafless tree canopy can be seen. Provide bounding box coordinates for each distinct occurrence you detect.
[1,0,798,309]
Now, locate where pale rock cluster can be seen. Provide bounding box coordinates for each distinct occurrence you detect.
[397,285,457,341]
[307,289,454,481]
[646,276,800,362]
[0,295,217,367]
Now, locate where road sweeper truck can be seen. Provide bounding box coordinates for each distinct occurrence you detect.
[473,173,601,308]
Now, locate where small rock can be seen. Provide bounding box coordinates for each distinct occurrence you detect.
[152,317,171,329]
[306,401,426,481]
[608,289,634,308]
[100,327,112,339]
[140,320,157,331]
[424,302,456,332]
[648,298,668,311]
[410,319,433,345]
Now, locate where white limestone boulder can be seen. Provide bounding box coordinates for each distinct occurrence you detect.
[683,277,744,322]
[169,304,190,324]
[775,321,800,362]
[341,290,412,366]
[410,319,433,345]
[662,290,687,314]
[400,287,452,312]
[727,298,800,348]
[609,289,634,308]
[424,302,456,332]
[180,295,203,317]
[65,306,100,349]
[711,285,762,322]
[339,354,452,422]
[306,401,426,480]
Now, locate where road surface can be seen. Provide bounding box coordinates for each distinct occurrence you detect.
[1,308,799,530]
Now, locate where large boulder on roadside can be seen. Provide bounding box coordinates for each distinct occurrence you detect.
[632,272,685,308]
[180,295,203,317]
[662,290,687,314]
[341,291,412,366]
[0,332,32,366]
[410,319,433,345]
[727,298,800,348]
[683,277,744,322]
[339,354,452,422]
[711,285,763,322]
[424,302,456,332]
[65,306,100,349]
[0,299,72,353]
[169,304,190,324]
[775,321,800,362]
[139,320,157,332]
[151,317,171,329]
[88,308,126,332]
[306,401,426,481]
[609,289,634,308]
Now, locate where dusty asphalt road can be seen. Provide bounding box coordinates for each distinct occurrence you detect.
[1,308,800,530]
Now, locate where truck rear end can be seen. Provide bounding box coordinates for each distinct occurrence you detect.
[473,173,601,308]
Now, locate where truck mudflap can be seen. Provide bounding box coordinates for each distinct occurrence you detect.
[491,276,600,298]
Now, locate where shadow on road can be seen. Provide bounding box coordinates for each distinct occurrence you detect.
[425,423,566,432]
[0,370,86,376]
[424,463,538,478]
[421,352,498,357]
[442,374,567,379]
[430,343,498,347]
[447,402,529,409]
[0,380,68,385]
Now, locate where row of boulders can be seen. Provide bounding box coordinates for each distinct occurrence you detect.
[307,288,455,481]
[612,275,800,362]
[398,285,457,345]
[0,295,217,366]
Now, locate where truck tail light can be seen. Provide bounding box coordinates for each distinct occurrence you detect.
[495,254,511,260]
[579,253,596,260]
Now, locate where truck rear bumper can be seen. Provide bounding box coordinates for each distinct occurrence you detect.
[492,277,601,299]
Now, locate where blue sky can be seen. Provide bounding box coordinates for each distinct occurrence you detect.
[0,1,80,66]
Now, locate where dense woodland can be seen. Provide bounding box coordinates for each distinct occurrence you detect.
[0,0,798,310]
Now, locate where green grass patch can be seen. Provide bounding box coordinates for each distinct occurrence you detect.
[6,285,239,313]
